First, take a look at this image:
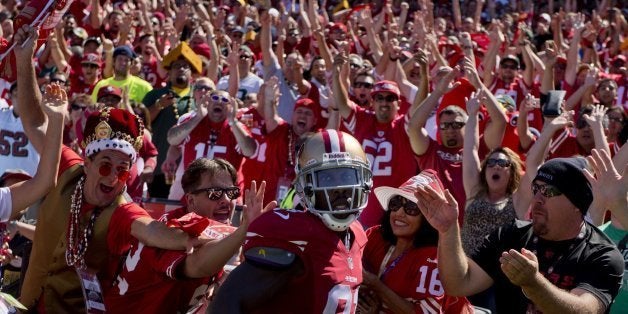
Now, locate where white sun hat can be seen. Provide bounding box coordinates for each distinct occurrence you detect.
[374,169,445,211]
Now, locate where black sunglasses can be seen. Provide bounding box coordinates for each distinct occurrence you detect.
[486,158,511,168]
[374,94,398,102]
[531,182,562,198]
[575,119,589,129]
[439,121,466,130]
[353,82,373,89]
[388,195,420,216]
[191,187,241,200]
[71,103,87,111]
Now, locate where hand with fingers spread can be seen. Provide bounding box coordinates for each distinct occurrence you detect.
[499,248,540,288]
[242,181,277,226]
[227,96,238,124]
[42,83,69,124]
[582,104,608,129]
[196,91,210,119]
[583,149,628,214]
[434,66,462,95]
[465,91,482,115]
[463,57,482,89]
[520,94,540,116]
[414,186,459,233]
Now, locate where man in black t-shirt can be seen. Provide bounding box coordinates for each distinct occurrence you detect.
[415,156,624,313]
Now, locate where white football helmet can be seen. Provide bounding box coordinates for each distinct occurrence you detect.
[295,130,372,231]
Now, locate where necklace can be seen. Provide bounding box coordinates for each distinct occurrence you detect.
[287,129,295,167]
[66,176,104,269]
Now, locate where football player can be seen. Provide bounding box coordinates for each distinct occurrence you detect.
[210,130,373,313]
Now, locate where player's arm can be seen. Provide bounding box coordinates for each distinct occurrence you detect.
[209,248,304,313]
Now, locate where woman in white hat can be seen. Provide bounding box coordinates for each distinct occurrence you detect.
[357,170,473,314]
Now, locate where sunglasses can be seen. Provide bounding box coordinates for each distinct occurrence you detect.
[239,55,252,60]
[353,82,373,89]
[211,94,230,103]
[99,164,131,182]
[71,103,87,111]
[439,121,466,130]
[195,85,213,92]
[388,195,420,216]
[486,158,511,168]
[191,187,241,200]
[531,182,563,198]
[349,63,362,69]
[374,94,398,102]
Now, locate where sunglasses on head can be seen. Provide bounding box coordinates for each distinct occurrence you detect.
[486,158,511,168]
[353,82,373,89]
[374,94,398,102]
[71,103,87,111]
[191,187,241,200]
[531,182,563,198]
[439,121,466,130]
[211,94,230,103]
[99,164,131,182]
[388,195,421,216]
[195,85,213,92]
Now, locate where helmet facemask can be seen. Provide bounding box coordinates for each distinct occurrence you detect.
[296,158,372,232]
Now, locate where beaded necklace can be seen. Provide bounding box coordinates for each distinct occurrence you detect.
[66,176,104,269]
[287,129,295,167]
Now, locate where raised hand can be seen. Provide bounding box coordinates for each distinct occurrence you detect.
[583,67,599,88]
[242,181,276,226]
[520,94,540,115]
[465,91,482,115]
[227,96,238,124]
[582,104,608,129]
[196,91,210,118]
[434,66,462,94]
[545,110,574,131]
[13,25,39,59]
[42,83,68,123]
[463,57,482,89]
[414,186,459,234]
[584,149,628,213]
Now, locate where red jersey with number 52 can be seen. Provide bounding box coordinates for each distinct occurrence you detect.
[363,226,473,313]
[244,209,367,313]
[343,105,419,229]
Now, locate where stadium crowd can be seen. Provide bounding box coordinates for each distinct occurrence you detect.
[0,0,627,313]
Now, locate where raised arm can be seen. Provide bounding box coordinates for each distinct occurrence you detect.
[262,77,282,134]
[331,53,352,121]
[564,17,585,86]
[462,91,483,200]
[517,95,539,153]
[585,149,628,227]
[166,93,209,146]
[9,84,65,219]
[260,12,279,75]
[227,97,256,157]
[582,105,610,156]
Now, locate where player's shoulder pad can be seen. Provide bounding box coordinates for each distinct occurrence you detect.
[244,246,297,269]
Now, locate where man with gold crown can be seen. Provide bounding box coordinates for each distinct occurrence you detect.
[11,25,215,312]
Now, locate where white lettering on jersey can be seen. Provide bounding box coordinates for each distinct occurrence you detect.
[436,150,462,163]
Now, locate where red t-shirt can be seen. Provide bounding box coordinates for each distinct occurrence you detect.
[343,106,419,229]
[363,226,473,313]
[547,130,590,159]
[139,56,165,88]
[105,212,235,313]
[244,209,366,313]
[490,77,543,131]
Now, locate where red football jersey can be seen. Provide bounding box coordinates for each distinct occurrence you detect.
[105,213,235,313]
[343,106,419,229]
[363,226,473,313]
[140,56,165,88]
[244,209,367,313]
[490,77,543,131]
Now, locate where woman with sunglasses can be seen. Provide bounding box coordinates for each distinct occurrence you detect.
[358,170,473,314]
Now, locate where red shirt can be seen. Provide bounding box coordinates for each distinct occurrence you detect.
[105,211,235,313]
[490,77,543,131]
[244,209,366,313]
[343,106,419,229]
[548,130,590,159]
[363,226,473,313]
[139,56,165,88]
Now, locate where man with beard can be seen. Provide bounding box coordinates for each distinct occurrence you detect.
[415,156,624,314]
[143,43,203,198]
[211,130,372,313]
[165,89,256,200]
[91,45,153,104]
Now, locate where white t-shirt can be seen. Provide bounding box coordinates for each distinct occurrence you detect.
[216,73,264,100]
[0,107,41,175]
[0,187,12,222]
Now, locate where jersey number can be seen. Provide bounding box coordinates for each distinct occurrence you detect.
[323,284,358,314]
[362,140,392,176]
[194,143,227,159]
[0,130,29,157]
[416,265,444,295]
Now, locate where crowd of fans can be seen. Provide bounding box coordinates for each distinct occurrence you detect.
[0,0,627,312]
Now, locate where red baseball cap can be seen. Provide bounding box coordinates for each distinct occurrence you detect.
[81,53,102,66]
[370,80,401,98]
[97,85,122,101]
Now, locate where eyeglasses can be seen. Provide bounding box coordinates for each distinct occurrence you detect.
[191,187,241,200]
[501,63,518,70]
[607,116,623,123]
[439,121,466,130]
[374,94,398,102]
[575,119,589,129]
[353,82,373,89]
[486,158,511,168]
[71,103,87,111]
[51,78,67,84]
[195,85,213,92]
[349,63,362,69]
[239,55,252,60]
[531,182,563,198]
[172,63,191,70]
[99,164,131,182]
[388,195,420,216]
[211,94,230,103]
